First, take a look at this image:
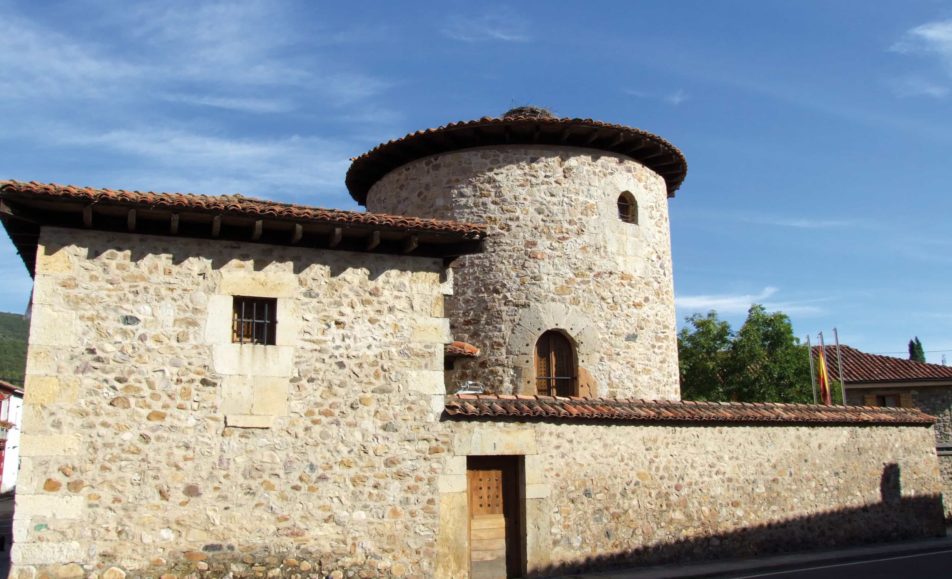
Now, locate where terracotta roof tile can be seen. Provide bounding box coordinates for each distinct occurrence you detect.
[444,394,933,426]
[1,181,488,237]
[445,341,480,358]
[813,345,952,384]
[345,114,688,204]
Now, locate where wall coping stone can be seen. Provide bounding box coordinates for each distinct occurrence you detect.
[444,394,936,426]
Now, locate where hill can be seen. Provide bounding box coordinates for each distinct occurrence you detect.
[0,311,28,386]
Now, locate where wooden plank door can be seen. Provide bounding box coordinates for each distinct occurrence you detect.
[468,457,522,579]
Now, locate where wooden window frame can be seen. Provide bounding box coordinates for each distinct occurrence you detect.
[232,296,278,345]
[535,330,578,397]
[617,191,638,224]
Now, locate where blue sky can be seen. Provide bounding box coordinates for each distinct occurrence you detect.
[2,0,952,361]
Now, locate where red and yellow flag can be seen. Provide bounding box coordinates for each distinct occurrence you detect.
[817,347,832,405]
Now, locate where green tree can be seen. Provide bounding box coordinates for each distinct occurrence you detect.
[908,337,926,363]
[679,305,813,403]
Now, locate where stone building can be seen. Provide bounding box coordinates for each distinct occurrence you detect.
[0,109,945,579]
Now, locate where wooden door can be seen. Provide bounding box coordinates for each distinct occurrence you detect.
[535,330,576,397]
[468,457,522,578]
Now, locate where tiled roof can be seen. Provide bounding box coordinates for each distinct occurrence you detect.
[0,181,487,237]
[444,394,934,426]
[445,341,480,358]
[345,112,688,204]
[1,181,488,275]
[813,345,952,384]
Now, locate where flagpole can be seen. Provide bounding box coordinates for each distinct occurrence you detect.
[806,334,817,404]
[833,327,847,406]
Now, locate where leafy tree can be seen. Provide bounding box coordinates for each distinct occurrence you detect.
[679,305,813,403]
[908,337,926,363]
[0,312,28,386]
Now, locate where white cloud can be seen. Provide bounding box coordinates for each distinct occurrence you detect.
[676,287,824,316]
[739,216,859,229]
[625,88,689,106]
[889,20,952,98]
[161,94,296,114]
[442,9,529,43]
[43,124,353,200]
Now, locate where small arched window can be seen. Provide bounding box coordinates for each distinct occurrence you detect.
[535,330,577,397]
[617,192,638,224]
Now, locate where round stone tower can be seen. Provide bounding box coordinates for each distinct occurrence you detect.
[347,107,687,400]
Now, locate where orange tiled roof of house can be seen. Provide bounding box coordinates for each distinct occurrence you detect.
[445,341,480,358]
[813,345,952,384]
[0,181,488,237]
[445,394,934,425]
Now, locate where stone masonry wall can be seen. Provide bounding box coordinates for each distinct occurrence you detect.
[436,420,945,577]
[848,385,952,520]
[13,227,455,579]
[366,145,679,400]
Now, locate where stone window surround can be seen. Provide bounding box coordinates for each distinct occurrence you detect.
[508,303,599,397]
[205,270,301,429]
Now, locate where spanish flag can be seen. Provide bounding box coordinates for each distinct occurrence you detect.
[817,347,832,405]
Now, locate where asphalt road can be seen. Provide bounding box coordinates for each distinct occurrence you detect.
[733,548,952,578]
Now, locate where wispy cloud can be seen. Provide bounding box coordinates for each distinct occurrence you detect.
[676,287,825,316]
[442,9,530,43]
[625,88,689,106]
[738,215,860,229]
[889,19,952,98]
[161,94,296,114]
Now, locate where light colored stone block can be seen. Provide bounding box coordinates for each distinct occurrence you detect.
[24,346,57,376]
[16,495,84,519]
[524,454,545,485]
[455,428,537,456]
[274,297,300,346]
[525,483,550,499]
[438,474,467,494]
[434,492,468,579]
[203,294,233,345]
[408,370,445,395]
[12,541,84,566]
[212,344,294,377]
[27,309,76,347]
[252,377,289,416]
[444,455,467,476]
[411,318,450,344]
[226,414,274,429]
[19,434,79,457]
[220,376,253,415]
[35,244,73,275]
[23,376,78,406]
[219,270,297,298]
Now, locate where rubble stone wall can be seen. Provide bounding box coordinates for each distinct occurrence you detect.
[366,145,680,400]
[13,227,455,579]
[439,420,945,577]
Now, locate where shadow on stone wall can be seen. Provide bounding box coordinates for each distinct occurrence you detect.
[525,464,945,577]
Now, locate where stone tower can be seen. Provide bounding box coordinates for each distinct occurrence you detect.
[347,107,687,400]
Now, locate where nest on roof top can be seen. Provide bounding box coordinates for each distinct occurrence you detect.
[502,106,554,119]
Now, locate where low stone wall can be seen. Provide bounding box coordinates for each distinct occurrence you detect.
[437,418,945,577]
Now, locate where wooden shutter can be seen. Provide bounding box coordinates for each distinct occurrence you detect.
[535,331,576,396]
[863,393,877,407]
[900,392,914,408]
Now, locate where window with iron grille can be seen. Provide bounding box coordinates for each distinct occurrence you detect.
[232,296,277,345]
[617,191,638,224]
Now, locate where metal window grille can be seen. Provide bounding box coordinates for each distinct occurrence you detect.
[232,296,277,345]
[617,193,638,224]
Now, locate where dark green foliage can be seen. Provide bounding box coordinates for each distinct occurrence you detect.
[908,337,926,363]
[679,305,814,403]
[0,311,28,386]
